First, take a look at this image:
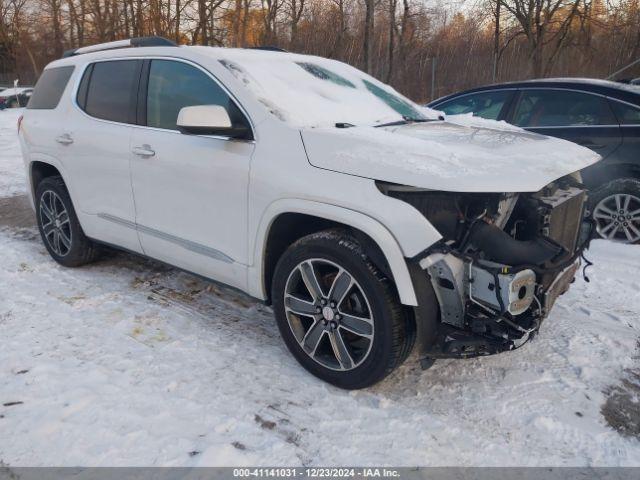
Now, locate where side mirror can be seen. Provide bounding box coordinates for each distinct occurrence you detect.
[177,105,250,139]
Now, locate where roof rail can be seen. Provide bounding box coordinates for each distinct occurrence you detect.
[62,36,177,58]
[247,46,288,52]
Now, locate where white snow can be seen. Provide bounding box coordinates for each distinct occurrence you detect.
[442,112,524,132]
[212,48,440,128]
[0,108,26,197]
[1,108,640,466]
[302,121,601,193]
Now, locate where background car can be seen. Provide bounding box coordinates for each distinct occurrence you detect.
[0,87,33,109]
[428,78,640,244]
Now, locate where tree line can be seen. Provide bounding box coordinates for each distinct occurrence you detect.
[1,0,639,101]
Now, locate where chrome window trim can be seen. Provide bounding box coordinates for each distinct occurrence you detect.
[434,88,518,108]
[605,96,640,110]
[70,55,256,143]
[604,96,640,126]
[526,125,620,129]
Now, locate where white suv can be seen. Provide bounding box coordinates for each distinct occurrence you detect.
[19,37,600,389]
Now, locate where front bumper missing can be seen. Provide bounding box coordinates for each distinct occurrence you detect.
[411,250,582,361]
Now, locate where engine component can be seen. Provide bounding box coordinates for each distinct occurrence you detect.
[467,221,563,266]
[381,186,500,241]
[534,186,586,253]
[468,261,536,315]
[425,255,465,327]
[543,259,580,314]
[494,193,519,229]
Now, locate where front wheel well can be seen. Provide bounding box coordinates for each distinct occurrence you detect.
[262,213,394,305]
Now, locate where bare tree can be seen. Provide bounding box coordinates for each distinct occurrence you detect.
[363,0,374,73]
[287,0,305,46]
[2,0,640,101]
[499,0,584,76]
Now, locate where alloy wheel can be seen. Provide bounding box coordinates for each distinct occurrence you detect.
[39,190,72,256]
[593,193,640,243]
[283,259,374,371]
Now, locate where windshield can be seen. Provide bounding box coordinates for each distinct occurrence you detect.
[219,52,438,128]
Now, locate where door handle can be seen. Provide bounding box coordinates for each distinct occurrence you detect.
[55,134,73,145]
[132,145,156,157]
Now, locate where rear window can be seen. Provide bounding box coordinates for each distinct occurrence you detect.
[27,66,75,109]
[79,60,140,123]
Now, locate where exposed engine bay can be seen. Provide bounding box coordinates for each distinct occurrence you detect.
[379,176,593,360]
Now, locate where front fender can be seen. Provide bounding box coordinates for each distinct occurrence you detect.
[248,198,421,306]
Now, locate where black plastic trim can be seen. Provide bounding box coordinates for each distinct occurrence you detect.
[406,261,440,355]
[62,37,177,58]
[127,60,144,126]
[136,60,151,126]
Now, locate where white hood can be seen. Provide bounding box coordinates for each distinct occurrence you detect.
[301,121,602,193]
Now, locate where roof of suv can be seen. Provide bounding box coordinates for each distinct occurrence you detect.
[51,43,324,74]
[431,77,640,107]
[56,40,295,64]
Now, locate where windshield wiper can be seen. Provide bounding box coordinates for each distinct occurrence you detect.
[374,116,437,128]
[403,115,432,123]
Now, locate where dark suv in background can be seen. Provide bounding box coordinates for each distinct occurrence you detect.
[429,78,640,244]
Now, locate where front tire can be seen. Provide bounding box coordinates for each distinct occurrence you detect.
[272,230,414,389]
[35,176,99,267]
[590,178,640,244]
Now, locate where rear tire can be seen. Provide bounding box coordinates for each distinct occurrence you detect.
[35,176,100,267]
[589,178,640,244]
[272,229,414,389]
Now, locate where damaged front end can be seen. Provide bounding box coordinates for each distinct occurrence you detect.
[379,176,593,362]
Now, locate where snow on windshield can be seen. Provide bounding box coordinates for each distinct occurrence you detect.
[218,52,440,128]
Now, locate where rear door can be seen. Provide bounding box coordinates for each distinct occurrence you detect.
[129,58,255,289]
[608,99,640,168]
[64,59,143,252]
[509,88,622,159]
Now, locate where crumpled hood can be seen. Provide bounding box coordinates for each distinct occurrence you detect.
[301,121,601,193]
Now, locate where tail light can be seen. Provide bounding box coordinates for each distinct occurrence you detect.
[17,114,23,133]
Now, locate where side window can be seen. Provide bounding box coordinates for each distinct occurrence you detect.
[437,90,510,120]
[513,90,616,127]
[79,60,140,123]
[610,100,640,125]
[146,60,247,131]
[27,66,75,109]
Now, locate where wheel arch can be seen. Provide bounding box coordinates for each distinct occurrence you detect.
[583,162,640,189]
[249,199,419,306]
[27,155,71,207]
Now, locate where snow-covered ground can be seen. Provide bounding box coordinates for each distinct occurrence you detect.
[1,108,639,466]
[0,109,26,197]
